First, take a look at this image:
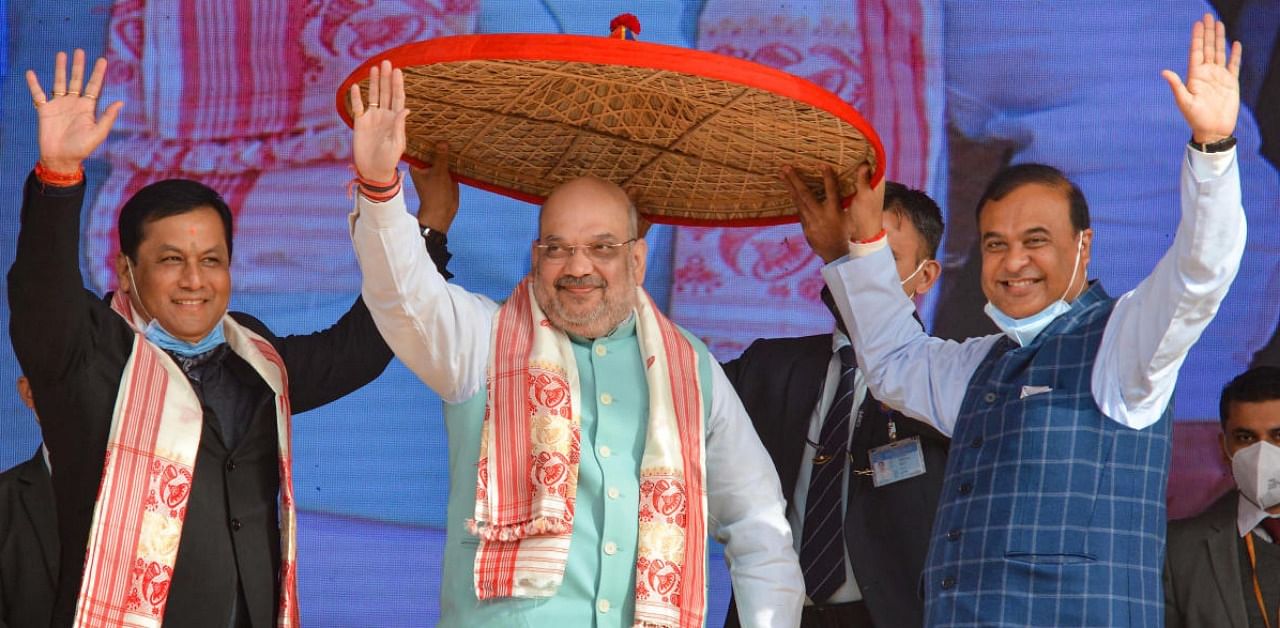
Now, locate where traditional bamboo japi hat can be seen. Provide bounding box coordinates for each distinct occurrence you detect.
[336,15,884,226]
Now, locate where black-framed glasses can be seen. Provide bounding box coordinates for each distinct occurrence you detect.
[535,238,637,262]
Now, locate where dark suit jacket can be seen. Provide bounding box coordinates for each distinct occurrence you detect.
[1164,490,1252,628]
[0,450,57,628]
[720,334,949,628]
[8,173,394,627]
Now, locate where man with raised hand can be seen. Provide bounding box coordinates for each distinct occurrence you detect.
[722,181,949,628]
[794,14,1247,627]
[347,61,802,627]
[11,50,394,627]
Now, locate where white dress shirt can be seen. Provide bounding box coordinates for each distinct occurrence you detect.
[788,331,867,605]
[821,147,1244,437]
[348,189,804,627]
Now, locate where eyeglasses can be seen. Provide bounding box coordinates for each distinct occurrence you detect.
[534,238,637,262]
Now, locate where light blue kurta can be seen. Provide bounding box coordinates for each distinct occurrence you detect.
[437,317,714,628]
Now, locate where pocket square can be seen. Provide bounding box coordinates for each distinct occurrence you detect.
[1020,385,1053,399]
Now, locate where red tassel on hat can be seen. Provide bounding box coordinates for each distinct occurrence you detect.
[609,13,641,40]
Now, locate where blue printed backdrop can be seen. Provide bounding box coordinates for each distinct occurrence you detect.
[1,1,1278,626]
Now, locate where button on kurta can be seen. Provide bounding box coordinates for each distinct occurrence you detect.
[603,541,618,555]
[983,392,997,403]
[600,392,613,405]
[230,518,242,532]
[607,487,620,499]
[597,599,611,613]
[941,577,956,590]
[599,445,612,458]
[595,344,607,357]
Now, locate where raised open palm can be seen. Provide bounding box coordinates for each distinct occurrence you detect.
[27,50,123,174]
[1161,14,1241,144]
[351,60,409,184]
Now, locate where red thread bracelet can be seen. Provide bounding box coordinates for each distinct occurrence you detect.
[34,162,85,187]
[354,169,402,202]
[358,170,400,191]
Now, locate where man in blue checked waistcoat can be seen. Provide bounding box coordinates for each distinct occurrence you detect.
[787,14,1249,627]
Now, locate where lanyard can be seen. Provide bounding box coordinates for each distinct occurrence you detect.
[1245,533,1280,628]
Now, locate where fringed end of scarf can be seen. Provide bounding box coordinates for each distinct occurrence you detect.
[467,515,573,542]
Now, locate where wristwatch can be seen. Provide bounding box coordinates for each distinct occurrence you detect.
[1188,135,1237,153]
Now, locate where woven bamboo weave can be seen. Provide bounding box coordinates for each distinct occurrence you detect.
[340,35,883,226]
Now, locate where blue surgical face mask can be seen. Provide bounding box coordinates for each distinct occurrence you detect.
[145,319,226,358]
[127,258,226,357]
[983,233,1084,347]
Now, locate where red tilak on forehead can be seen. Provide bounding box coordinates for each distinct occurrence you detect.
[189,227,197,236]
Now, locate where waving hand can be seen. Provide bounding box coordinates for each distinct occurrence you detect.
[351,60,409,183]
[1161,14,1241,144]
[27,49,123,173]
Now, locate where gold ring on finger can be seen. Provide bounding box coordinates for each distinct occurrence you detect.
[85,93,98,100]
[369,102,379,108]
[53,91,66,97]
[33,99,45,108]
[68,91,80,97]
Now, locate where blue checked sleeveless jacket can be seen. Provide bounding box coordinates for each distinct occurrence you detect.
[923,282,1172,627]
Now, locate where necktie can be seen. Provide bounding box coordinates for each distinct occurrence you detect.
[1262,516,1280,543]
[800,345,856,602]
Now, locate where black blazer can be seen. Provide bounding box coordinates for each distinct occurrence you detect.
[1164,491,1252,628]
[8,173,394,627]
[0,450,58,628]
[720,334,949,628]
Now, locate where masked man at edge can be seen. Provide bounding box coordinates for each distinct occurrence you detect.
[347,62,802,627]
[1164,366,1280,628]
[10,51,397,627]
[792,15,1247,626]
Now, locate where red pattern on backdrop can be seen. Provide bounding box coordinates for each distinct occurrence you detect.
[673,0,942,358]
[87,0,479,292]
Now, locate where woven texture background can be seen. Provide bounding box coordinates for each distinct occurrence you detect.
[347,56,878,224]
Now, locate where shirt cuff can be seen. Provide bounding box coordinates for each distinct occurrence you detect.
[352,186,408,228]
[1185,145,1235,181]
[849,235,889,258]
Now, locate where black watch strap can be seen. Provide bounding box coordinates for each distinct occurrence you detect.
[420,227,454,279]
[1188,135,1237,153]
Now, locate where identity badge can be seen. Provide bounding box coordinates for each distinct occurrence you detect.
[869,436,926,487]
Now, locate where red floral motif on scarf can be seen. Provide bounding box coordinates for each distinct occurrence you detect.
[649,478,687,518]
[159,464,193,511]
[142,561,172,607]
[637,557,684,605]
[532,451,572,496]
[530,372,570,417]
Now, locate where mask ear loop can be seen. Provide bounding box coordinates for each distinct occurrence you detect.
[899,259,927,286]
[900,258,928,300]
[124,258,155,321]
[1059,233,1085,302]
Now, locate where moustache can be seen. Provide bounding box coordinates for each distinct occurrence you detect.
[556,276,606,289]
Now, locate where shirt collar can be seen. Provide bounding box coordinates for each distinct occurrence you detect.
[1236,491,1278,539]
[831,329,851,353]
